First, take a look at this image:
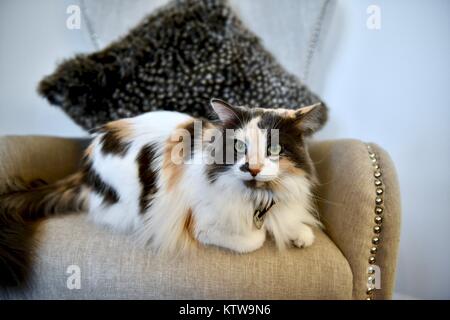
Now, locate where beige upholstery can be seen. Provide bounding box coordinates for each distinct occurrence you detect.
[0,136,400,299]
[309,140,401,299]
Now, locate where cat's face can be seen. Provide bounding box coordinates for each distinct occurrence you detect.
[206,99,327,191]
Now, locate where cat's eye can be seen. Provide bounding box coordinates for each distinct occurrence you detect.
[268,144,282,156]
[235,140,247,154]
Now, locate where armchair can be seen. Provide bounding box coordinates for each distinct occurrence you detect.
[0,136,400,299]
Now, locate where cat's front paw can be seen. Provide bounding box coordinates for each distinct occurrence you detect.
[293,224,315,248]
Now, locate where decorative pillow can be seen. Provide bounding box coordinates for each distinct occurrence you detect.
[38,0,327,130]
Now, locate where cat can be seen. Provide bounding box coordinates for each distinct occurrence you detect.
[0,98,327,286]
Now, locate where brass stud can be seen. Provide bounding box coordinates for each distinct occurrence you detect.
[374,216,383,224]
[365,144,382,301]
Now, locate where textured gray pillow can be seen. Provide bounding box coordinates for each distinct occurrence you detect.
[38,0,327,130]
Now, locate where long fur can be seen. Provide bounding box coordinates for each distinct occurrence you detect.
[0,175,88,286]
[0,102,327,287]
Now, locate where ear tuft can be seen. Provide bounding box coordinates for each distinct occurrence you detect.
[210,98,239,123]
[294,102,328,135]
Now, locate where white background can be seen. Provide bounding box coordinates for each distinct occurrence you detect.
[0,0,448,299]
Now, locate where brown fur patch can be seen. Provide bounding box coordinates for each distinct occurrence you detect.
[84,143,95,159]
[98,119,133,156]
[105,119,134,139]
[279,158,307,176]
[184,208,196,241]
[163,119,199,190]
[163,144,184,191]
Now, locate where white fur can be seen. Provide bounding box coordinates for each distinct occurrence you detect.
[85,110,320,254]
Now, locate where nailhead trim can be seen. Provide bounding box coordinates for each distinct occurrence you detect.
[365,143,384,300]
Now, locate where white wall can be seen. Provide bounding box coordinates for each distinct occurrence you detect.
[0,0,88,137]
[315,0,450,299]
[0,0,449,299]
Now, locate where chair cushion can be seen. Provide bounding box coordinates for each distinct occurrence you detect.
[2,214,352,299]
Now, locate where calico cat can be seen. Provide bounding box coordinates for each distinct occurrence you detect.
[0,99,327,286]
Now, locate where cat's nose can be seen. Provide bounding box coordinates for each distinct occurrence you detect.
[248,167,261,177]
[240,163,262,177]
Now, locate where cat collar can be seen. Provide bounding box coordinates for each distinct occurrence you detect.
[253,200,275,229]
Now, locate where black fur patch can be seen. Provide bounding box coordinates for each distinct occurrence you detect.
[205,109,254,183]
[215,106,257,130]
[183,120,199,159]
[206,160,233,183]
[82,162,119,205]
[258,112,313,175]
[98,127,130,156]
[137,144,159,214]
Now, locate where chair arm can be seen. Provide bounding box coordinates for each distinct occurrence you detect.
[308,139,401,300]
[0,135,89,188]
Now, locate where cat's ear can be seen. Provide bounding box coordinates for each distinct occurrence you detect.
[293,102,328,136]
[210,98,241,123]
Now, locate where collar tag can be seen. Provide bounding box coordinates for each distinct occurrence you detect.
[253,200,275,229]
[253,210,265,229]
